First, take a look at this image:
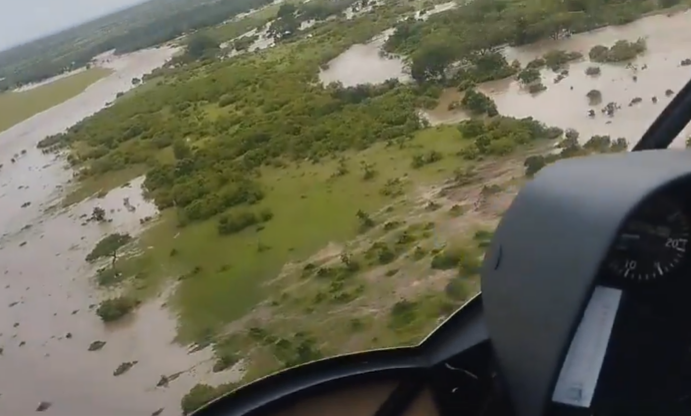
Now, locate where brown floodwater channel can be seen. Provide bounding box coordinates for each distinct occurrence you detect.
[0,47,240,416]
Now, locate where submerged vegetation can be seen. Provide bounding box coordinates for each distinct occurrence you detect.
[589,38,647,63]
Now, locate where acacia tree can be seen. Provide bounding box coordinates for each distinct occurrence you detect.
[86,233,133,267]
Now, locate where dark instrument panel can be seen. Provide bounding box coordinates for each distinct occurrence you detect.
[553,178,691,416]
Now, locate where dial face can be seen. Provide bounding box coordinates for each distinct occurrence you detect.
[608,199,690,281]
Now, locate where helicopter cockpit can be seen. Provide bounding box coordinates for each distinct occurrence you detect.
[189,77,691,416]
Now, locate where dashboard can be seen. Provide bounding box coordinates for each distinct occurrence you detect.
[552,178,691,415]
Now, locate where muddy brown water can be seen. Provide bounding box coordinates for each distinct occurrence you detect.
[0,47,241,416]
[482,10,691,148]
[324,10,691,147]
[319,28,411,87]
[318,2,456,88]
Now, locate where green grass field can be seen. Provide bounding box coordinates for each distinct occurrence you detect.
[113,124,477,341]
[0,68,112,133]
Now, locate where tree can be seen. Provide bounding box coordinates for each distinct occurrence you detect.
[410,41,456,83]
[173,139,192,160]
[461,89,498,116]
[524,155,547,177]
[185,34,220,60]
[356,210,375,231]
[91,206,106,222]
[277,3,297,17]
[86,233,133,266]
[517,68,541,85]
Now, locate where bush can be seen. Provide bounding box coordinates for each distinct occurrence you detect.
[585,66,601,76]
[589,39,646,63]
[586,89,602,104]
[461,89,498,116]
[542,50,582,70]
[517,68,541,85]
[96,296,137,322]
[431,249,462,270]
[217,208,273,235]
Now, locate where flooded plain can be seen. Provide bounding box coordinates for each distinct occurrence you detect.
[0,46,239,416]
[2,7,691,416]
[483,9,691,148]
[322,9,691,147]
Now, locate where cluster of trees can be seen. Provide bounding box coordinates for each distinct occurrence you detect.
[589,39,647,63]
[384,0,670,86]
[0,0,275,89]
[458,116,564,159]
[524,133,628,176]
[218,208,273,235]
[185,35,221,61]
[268,0,369,42]
[52,14,420,228]
[461,89,499,116]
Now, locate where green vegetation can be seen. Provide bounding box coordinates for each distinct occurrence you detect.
[0,68,111,133]
[461,89,498,116]
[384,0,675,85]
[524,133,628,176]
[39,0,688,412]
[86,233,133,263]
[589,38,647,63]
[96,296,138,322]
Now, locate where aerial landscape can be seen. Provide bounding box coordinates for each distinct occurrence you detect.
[1,0,691,413]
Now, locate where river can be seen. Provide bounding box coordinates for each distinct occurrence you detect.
[0,46,236,416]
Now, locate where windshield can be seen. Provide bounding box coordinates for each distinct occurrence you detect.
[0,0,690,414]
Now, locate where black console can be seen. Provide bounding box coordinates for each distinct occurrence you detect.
[550,180,691,416]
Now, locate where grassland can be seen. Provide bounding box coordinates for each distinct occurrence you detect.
[0,68,111,133]
[111,124,542,411]
[110,124,491,340]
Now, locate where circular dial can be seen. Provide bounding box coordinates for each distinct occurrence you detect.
[608,199,690,281]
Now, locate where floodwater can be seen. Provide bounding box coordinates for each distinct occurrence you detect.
[319,29,411,87]
[0,46,240,416]
[317,2,460,88]
[322,7,691,147]
[480,10,691,148]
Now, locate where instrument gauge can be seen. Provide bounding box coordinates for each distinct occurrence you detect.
[608,199,690,281]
